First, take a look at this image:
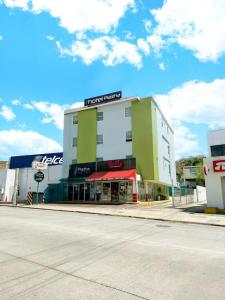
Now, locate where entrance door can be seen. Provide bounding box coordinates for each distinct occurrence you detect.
[73,184,79,201]
[85,183,90,201]
[119,181,127,202]
[68,184,73,201]
[111,182,119,201]
[102,182,111,201]
[79,184,85,201]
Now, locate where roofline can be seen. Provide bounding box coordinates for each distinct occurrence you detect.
[149,97,174,134]
[64,95,174,133]
[64,96,140,115]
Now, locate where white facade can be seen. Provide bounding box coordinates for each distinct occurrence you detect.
[63,96,175,187]
[63,113,78,178]
[204,129,225,209]
[156,108,176,185]
[96,100,132,161]
[208,129,225,154]
[1,152,63,203]
[18,165,62,202]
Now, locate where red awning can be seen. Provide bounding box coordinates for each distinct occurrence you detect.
[87,169,136,181]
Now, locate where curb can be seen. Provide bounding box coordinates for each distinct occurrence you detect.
[1,203,225,228]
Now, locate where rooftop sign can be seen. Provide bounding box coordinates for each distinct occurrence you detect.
[84,91,122,107]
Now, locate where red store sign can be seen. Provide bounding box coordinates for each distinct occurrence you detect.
[213,160,225,172]
[107,160,124,169]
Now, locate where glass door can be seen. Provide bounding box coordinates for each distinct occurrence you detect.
[79,184,85,201]
[111,182,119,201]
[73,184,79,201]
[119,181,127,202]
[102,182,111,201]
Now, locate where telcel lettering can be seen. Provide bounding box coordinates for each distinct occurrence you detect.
[41,156,63,165]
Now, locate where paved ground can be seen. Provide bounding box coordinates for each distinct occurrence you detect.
[1,206,225,300]
[11,201,225,227]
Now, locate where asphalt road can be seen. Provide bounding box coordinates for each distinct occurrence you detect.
[0,206,225,300]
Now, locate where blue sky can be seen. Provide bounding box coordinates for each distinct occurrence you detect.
[0,0,225,160]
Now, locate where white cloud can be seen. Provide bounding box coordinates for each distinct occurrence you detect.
[23,100,83,130]
[124,31,135,40]
[143,19,152,33]
[57,36,142,68]
[31,101,66,130]
[137,38,150,55]
[159,62,166,71]
[1,0,29,10]
[1,0,135,34]
[155,79,225,128]
[11,99,21,105]
[46,35,54,41]
[0,129,62,159]
[174,126,201,159]
[155,78,225,158]
[0,35,3,41]
[0,105,16,121]
[149,0,225,61]
[23,103,34,110]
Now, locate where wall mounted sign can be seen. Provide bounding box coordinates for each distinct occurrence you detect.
[107,160,124,169]
[32,161,48,170]
[9,152,63,169]
[97,158,136,172]
[84,91,122,107]
[213,160,225,172]
[69,162,96,178]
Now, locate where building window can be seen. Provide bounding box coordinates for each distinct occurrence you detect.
[211,144,225,157]
[126,155,132,159]
[125,107,131,117]
[96,157,103,162]
[97,112,103,121]
[73,114,78,124]
[72,137,77,147]
[126,131,132,142]
[97,134,103,144]
[72,159,77,164]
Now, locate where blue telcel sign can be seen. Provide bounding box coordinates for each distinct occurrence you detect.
[9,152,63,169]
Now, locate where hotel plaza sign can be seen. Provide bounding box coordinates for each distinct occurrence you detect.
[84,91,122,107]
[213,160,225,172]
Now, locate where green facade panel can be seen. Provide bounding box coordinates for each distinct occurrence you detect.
[132,98,159,180]
[77,108,97,163]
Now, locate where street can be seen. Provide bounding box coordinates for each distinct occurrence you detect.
[0,206,225,300]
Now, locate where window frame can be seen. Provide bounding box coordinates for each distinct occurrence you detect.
[72,137,77,147]
[97,134,103,144]
[125,107,131,117]
[126,130,132,142]
[97,111,103,121]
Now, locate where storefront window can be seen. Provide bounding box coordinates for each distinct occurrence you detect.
[102,182,111,201]
[96,182,102,201]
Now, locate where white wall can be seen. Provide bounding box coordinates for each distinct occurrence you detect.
[208,129,225,154]
[0,169,7,194]
[156,109,176,185]
[204,156,225,209]
[97,101,132,160]
[4,169,15,202]
[63,113,78,178]
[18,165,62,202]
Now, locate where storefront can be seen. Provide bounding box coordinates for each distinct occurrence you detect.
[64,158,138,203]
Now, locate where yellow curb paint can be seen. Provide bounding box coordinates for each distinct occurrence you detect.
[138,200,170,206]
[204,207,225,214]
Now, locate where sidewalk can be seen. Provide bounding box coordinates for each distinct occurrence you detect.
[2,201,225,227]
